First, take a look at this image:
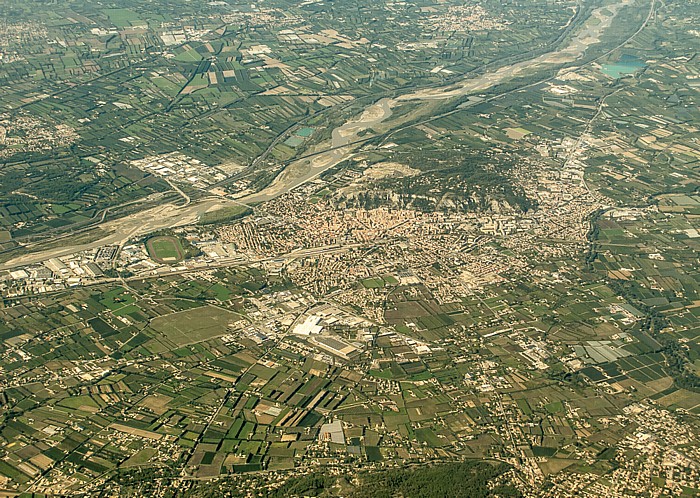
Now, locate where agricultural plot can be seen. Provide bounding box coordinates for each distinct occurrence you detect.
[99,288,136,311]
[148,306,239,346]
[103,8,144,28]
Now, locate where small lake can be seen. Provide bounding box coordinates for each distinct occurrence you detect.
[601,54,646,78]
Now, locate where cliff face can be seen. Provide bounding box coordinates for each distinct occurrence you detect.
[333,150,537,215]
[337,183,535,216]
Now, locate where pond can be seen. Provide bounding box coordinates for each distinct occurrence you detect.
[601,54,646,78]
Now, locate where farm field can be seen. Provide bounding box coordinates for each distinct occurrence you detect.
[149,306,240,346]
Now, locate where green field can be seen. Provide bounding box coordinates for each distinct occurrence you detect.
[149,306,239,345]
[103,8,143,28]
[99,287,136,311]
[197,205,252,225]
[361,277,385,289]
[121,448,158,468]
[146,236,185,264]
[284,136,304,147]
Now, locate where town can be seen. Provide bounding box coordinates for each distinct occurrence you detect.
[0,0,698,495]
